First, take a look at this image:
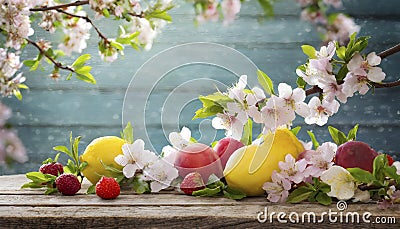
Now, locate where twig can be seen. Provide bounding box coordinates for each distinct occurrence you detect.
[26,38,75,73]
[30,0,89,12]
[56,9,109,43]
[305,43,400,96]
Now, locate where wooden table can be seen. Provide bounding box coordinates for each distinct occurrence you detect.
[0,175,399,228]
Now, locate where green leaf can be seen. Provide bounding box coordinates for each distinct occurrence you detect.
[79,161,88,171]
[307,130,320,150]
[23,59,37,67]
[72,136,81,161]
[44,188,58,195]
[206,174,225,190]
[301,45,317,59]
[30,60,41,71]
[240,118,253,145]
[76,72,96,84]
[17,84,29,89]
[110,41,124,51]
[347,168,375,183]
[100,160,123,175]
[86,184,96,194]
[373,154,387,182]
[71,54,91,69]
[13,89,23,100]
[347,124,359,141]
[287,186,314,203]
[296,77,307,89]
[21,182,45,189]
[26,172,55,183]
[328,126,347,145]
[336,46,346,60]
[53,145,72,158]
[257,0,275,17]
[102,8,110,17]
[384,165,400,183]
[66,159,77,175]
[223,186,246,200]
[315,192,332,205]
[290,126,301,136]
[193,105,223,119]
[75,66,92,75]
[133,176,150,194]
[121,122,134,144]
[319,182,331,193]
[257,69,274,95]
[192,187,221,197]
[336,64,349,81]
[146,10,172,22]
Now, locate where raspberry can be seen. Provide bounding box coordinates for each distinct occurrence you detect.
[96,177,120,199]
[39,162,64,176]
[55,174,81,196]
[180,172,205,195]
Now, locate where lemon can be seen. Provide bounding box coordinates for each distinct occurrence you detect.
[223,128,304,196]
[80,136,126,184]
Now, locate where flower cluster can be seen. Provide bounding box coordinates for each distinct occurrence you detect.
[0,101,27,166]
[115,139,179,192]
[296,0,360,44]
[191,0,241,26]
[0,0,174,99]
[263,142,337,202]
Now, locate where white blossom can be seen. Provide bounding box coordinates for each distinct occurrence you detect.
[320,165,357,200]
[305,97,339,126]
[221,0,241,26]
[142,158,179,192]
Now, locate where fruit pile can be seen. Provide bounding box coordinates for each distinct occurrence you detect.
[21,123,400,208]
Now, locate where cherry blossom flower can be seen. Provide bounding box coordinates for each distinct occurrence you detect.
[309,41,336,74]
[277,83,309,118]
[263,171,292,203]
[142,158,179,192]
[317,74,349,103]
[302,142,337,178]
[0,129,28,166]
[278,154,308,184]
[246,87,266,124]
[323,0,342,8]
[352,189,371,203]
[212,111,244,140]
[321,165,357,200]
[128,17,158,51]
[228,75,247,102]
[221,0,241,26]
[348,52,386,83]
[115,139,158,178]
[196,1,219,23]
[162,126,193,162]
[296,63,332,86]
[259,96,292,132]
[326,14,360,45]
[305,97,339,126]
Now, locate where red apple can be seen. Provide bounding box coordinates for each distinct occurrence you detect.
[174,143,223,184]
[335,141,378,173]
[214,137,244,169]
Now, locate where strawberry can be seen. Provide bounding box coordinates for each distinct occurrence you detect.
[39,162,64,176]
[386,154,394,166]
[180,172,206,195]
[55,174,81,196]
[96,177,120,199]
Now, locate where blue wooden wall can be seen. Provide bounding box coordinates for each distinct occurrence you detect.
[1,0,399,174]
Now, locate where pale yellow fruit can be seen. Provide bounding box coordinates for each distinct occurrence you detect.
[80,136,126,184]
[223,128,305,196]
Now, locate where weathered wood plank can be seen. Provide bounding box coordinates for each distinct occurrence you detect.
[0,175,399,228]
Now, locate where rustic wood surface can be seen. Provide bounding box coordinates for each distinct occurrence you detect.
[0,175,399,228]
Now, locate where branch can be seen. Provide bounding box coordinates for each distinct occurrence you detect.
[56,9,109,43]
[30,1,89,12]
[305,43,400,96]
[26,38,75,73]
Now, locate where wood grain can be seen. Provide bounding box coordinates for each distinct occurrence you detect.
[0,175,399,228]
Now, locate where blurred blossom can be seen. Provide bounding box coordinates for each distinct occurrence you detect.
[221,0,241,26]
[326,14,360,44]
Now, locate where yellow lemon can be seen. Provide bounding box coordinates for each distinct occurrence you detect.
[223,128,304,196]
[80,136,126,184]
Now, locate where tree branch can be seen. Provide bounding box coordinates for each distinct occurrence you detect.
[30,0,89,12]
[55,9,109,43]
[26,38,75,73]
[305,43,400,96]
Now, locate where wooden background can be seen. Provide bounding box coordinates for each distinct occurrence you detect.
[1,0,399,174]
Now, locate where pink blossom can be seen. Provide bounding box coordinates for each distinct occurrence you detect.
[347,52,386,83]
[317,74,349,103]
[303,142,337,178]
[323,0,342,8]
[305,97,339,126]
[221,0,241,26]
[326,14,360,44]
[196,1,219,23]
[278,154,308,184]
[262,171,292,203]
[261,95,295,132]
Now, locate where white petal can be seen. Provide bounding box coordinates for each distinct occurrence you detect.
[169,132,183,148]
[292,88,306,102]
[295,102,310,118]
[180,127,191,141]
[123,163,139,178]
[212,116,225,129]
[347,52,363,72]
[278,83,292,99]
[114,155,129,166]
[252,87,266,100]
[132,139,145,152]
[367,52,381,66]
[367,67,386,82]
[248,106,263,123]
[238,75,247,89]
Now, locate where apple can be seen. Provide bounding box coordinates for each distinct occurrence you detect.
[335,141,378,173]
[214,137,244,169]
[174,143,223,183]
